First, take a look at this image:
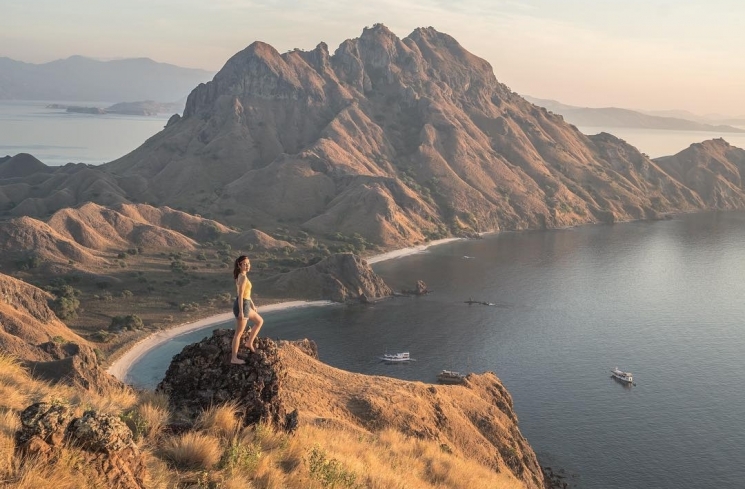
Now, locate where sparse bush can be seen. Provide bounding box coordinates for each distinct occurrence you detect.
[121,290,133,299]
[48,284,81,320]
[90,330,113,343]
[220,439,262,475]
[307,445,358,488]
[109,314,144,332]
[179,302,199,312]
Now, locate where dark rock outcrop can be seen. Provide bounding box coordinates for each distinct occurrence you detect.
[157,329,299,431]
[257,252,393,302]
[15,403,147,489]
[401,279,428,295]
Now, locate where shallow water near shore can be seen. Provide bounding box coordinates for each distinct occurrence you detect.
[128,211,745,489]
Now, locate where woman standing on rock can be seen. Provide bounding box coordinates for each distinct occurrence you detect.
[231,255,264,364]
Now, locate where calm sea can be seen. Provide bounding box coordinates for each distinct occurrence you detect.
[4,101,744,487]
[577,125,745,158]
[0,100,171,166]
[128,211,745,489]
[1,101,743,165]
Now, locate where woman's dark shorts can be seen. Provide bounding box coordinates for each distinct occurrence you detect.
[233,298,252,318]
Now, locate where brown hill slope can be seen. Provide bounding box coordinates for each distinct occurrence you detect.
[101,24,739,247]
[0,272,124,393]
[279,342,543,488]
[0,153,49,179]
[0,272,85,360]
[47,202,205,251]
[0,161,128,218]
[654,139,745,207]
[0,215,108,269]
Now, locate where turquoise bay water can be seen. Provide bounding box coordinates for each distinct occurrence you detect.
[0,100,171,166]
[128,211,745,489]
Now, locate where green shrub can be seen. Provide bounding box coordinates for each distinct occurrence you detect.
[307,445,358,488]
[109,315,144,332]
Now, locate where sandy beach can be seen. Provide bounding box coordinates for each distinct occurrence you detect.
[107,237,461,381]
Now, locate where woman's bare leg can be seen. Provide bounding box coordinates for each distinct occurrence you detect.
[231,317,248,364]
[245,309,264,353]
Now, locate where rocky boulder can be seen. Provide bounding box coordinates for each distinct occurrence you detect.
[157,329,301,431]
[257,252,393,302]
[15,403,147,489]
[401,279,428,295]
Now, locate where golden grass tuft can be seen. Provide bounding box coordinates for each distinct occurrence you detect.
[4,448,108,489]
[196,402,240,439]
[136,390,170,411]
[160,432,222,470]
[136,402,170,441]
[70,382,138,415]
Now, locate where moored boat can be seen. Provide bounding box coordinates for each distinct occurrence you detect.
[611,367,633,383]
[379,352,413,363]
[437,369,466,384]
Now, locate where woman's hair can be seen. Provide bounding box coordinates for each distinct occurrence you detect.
[233,255,248,280]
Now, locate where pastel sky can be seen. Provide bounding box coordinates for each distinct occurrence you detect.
[3,0,744,116]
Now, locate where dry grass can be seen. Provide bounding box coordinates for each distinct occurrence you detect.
[4,448,109,489]
[283,424,525,489]
[196,402,240,439]
[159,431,222,470]
[0,352,535,489]
[69,382,138,415]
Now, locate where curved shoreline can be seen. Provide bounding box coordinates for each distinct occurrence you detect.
[107,237,461,381]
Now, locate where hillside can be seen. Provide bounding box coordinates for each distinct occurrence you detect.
[524,96,745,133]
[654,139,745,207]
[2,27,745,250]
[278,342,543,488]
[0,272,86,360]
[99,24,744,247]
[0,55,213,103]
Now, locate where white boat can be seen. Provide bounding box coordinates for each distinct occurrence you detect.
[379,352,413,363]
[437,370,466,384]
[611,367,633,383]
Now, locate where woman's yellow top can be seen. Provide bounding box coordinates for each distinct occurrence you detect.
[237,276,252,300]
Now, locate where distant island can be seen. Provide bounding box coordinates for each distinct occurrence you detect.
[0,55,213,102]
[524,96,745,133]
[47,100,183,116]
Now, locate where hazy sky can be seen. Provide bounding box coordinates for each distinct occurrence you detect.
[3,0,744,116]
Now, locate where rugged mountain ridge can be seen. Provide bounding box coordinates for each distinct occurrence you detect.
[99,24,743,246]
[2,26,745,250]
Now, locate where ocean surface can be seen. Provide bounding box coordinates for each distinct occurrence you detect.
[0,100,172,166]
[1,101,744,166]
[127,211,745,489]
[577,125,745,158]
